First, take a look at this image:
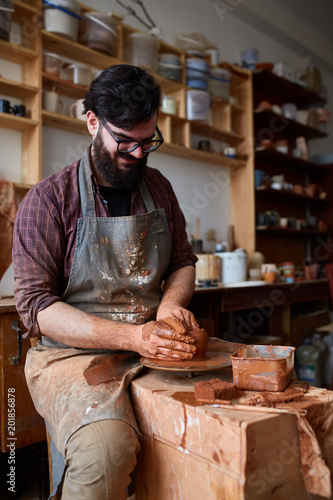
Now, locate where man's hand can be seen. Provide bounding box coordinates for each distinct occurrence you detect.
[157,305,200,331]
[139,317,197,360]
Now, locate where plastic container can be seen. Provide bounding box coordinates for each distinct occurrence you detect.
[0,0,14,41]
[66,63,92,86]
[204,47,219,66]
[231,345,295,392]
[123,32,159,71]
[322,332,333,386]
[296,338,322,387]
[43,0,81,41]
[208,67,231,100]
[42,52,63,78]
[160,95,178,115]
[186,79,208,90]
[157,53,182,82]
[195,254,220,287]
[186,57,209,82]
[214,251,247,284]
[186,89,210,123]
[241,47,258,69]
[78,12,118,56]
[175,32,206,55]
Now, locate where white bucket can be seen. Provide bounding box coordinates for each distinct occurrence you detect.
[43,0,81,41]
[186,89,210,123]
[66,63,92,86]
[215,251,247,284]
[208,68,231,100]
[123,32,159,71]
[78,12,118,56]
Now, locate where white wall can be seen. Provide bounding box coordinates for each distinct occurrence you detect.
[1,0,333,295]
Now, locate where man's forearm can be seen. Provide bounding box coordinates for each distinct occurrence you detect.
[160,266,195,308]
[37,301,140,350]
[157,266,196,325]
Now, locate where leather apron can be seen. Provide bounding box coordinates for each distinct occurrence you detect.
[25,149,172,459]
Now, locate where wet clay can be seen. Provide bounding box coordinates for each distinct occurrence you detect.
[194,378,238,401]
[140,350,231,372]
[163,317,187,333]
[83,352,140,386]
[170,391,205,407]
[188,329,209,359]
[240,379,309,407]
[231,345,295,392]
[142,319,195,343]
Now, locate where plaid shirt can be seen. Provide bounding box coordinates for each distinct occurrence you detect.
[13,154,196,337]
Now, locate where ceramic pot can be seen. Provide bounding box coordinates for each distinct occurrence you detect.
[305,264,319,280]
[263,271,276,284]
[293,184,304,195]
[188,329,209,358]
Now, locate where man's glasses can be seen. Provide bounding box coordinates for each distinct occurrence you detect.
[100,118,164,154]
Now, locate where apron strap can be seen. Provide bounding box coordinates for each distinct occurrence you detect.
[78,147,156,216]
[78,149,96,218]
[138,179,156,212]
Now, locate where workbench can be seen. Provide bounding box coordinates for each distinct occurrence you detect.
[0,298,45,452]
[190,278,331,343]
[131,362,333,500]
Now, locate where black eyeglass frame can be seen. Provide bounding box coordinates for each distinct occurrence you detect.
[100,118,164,154]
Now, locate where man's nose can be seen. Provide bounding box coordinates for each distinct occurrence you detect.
[130,146,146,159]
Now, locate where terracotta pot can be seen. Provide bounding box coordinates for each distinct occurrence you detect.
[263,271,276,284]
[293,184,304,195]
[305,264,319,280]
[304,185,316,197]
[188,329,209,358]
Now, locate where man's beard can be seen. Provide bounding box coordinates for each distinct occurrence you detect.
[92,129,148,189]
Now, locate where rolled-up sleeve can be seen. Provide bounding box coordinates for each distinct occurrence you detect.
[12,185,66,337]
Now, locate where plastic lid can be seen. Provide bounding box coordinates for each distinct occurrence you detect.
[43,0,81,15]
[0,0,14,12]
[82,12,118,36]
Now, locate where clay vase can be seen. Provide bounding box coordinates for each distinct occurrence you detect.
[263,271,276,284]
[188,329,209,359]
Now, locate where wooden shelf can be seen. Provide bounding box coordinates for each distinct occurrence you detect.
[255,186,330,205]
[12,0,39,21]
[254,108,327,140]
[159,142,247,168]
[42,31,121,69]
[0,112,38,131]
[14,182,33,194]
[0,39,38,63]
[253,69,326,107]
[42,110,90,134]
[0,76,38,99]
[42,73,88,99]
[255,147,332,175]
[256,226,329,237]
[190,121,245,144]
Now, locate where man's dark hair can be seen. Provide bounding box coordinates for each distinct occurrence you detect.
[83,64,161,130]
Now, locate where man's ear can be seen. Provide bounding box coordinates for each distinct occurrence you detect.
[86,111,99,137]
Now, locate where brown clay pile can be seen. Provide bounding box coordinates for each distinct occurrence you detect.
[194,378,238,403]
[240,379,308,408]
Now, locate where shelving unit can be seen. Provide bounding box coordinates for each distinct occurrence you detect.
[253,69,332,266]
[0,0,42,185]
[1,0,254,254]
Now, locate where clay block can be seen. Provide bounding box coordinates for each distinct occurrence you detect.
[194,378,238,401]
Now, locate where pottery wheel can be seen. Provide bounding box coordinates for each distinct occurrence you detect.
[140,351,231,372]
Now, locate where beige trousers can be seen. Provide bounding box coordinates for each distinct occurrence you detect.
[60,420,140,500]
